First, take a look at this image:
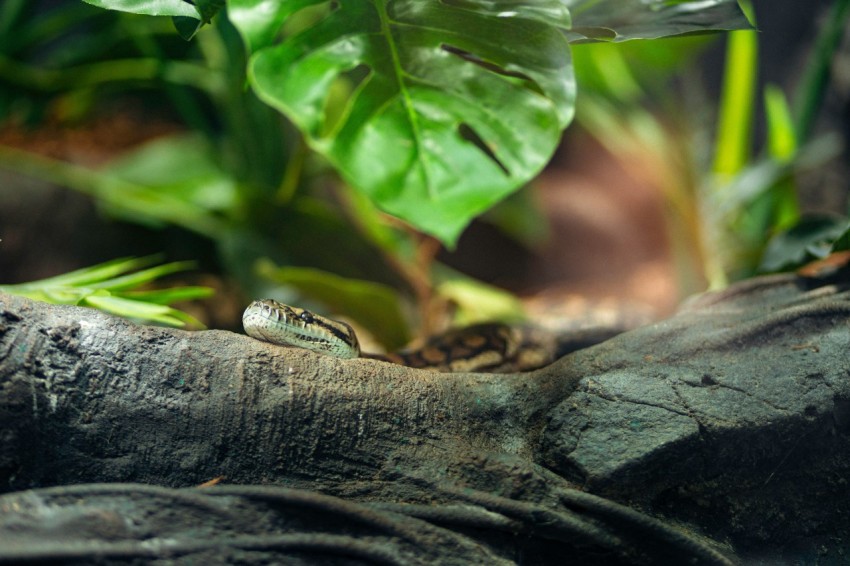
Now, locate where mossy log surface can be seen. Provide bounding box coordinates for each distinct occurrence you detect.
[1,271,849,564]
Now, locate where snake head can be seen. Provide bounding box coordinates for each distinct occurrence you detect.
[242,299,361,359]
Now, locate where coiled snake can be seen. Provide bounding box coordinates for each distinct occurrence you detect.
[243,299,645,372]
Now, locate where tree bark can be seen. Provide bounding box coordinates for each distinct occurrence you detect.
[2,270,850,563]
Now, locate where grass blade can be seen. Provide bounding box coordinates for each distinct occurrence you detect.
[712,1,758,180]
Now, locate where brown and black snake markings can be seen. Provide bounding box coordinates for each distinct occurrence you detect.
[243,298,635,373]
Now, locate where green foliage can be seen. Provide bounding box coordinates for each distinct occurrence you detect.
[0,0,749,337]
[571,0,850,290]
[102,134,238,234]
[793,0,850,141]
[759,215,848,273]
[711,0,850,280]
[0,1,201,125]
[756,0,850,281]
[73,0,748,247]
[565,0,750,42]
[0,141,231,238]
[764,84,796,162]
[82,0,198,18]
[0,256,213,327]
[712,4,757,180]
[434,269,526,327]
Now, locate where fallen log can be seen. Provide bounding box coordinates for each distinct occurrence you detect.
[1,270,849,563]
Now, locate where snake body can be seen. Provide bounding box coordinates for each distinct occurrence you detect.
[243,298,634,373]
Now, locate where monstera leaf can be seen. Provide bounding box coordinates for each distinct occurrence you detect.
[566,0,751,42]
[82,0,200,17]
[230,0,575,246]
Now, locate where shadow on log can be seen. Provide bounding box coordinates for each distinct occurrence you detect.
[1,270,850,563]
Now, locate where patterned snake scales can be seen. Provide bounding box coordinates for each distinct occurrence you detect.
[243,299,638,373]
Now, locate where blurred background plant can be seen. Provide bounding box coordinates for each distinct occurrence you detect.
[6,0,846,349]
[571,0,850,290]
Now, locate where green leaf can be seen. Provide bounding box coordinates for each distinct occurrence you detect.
[829,222,850,254]
[712,2,757,180]
[435,266,526,326]
[336,185,412,259]
[764,84,797,161]
[195,0,225,22]
[229,0,326,53]
[234,0,575,246]
[0,143,229,238]
[256,260,411,350]
[81,0,200,18]
[83,293,204,327]
[566,0,752,43]
[121,286,215,304]
[173,15,205,39]
[99,134,237,235]
[792,0,850,142]
[759,215,848,273]
[89,261,199,291]
[715,134,842,217]
[171,0,225,38]
[3,256,161,292]
[0,256,212,327]
[104,134,237,209]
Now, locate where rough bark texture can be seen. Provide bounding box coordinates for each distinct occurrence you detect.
[1,270,850,564]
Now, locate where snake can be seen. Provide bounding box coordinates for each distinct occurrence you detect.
[242,299,642,373]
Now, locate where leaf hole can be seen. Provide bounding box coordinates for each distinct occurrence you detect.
[335,62,372,97]
[322,64,372,136]
[441,44,543,95]
[458,123,509,176]
[282,3,337,38]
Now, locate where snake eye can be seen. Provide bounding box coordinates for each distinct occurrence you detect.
[299,311,314,323]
